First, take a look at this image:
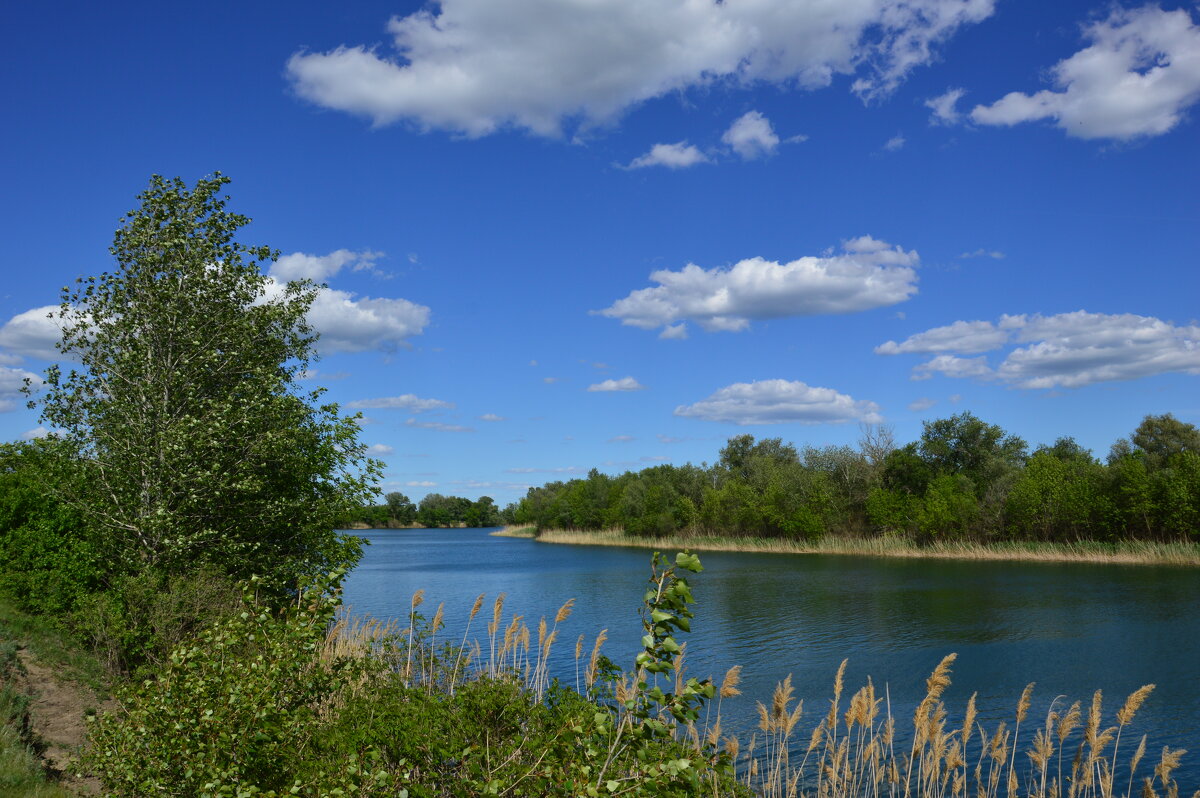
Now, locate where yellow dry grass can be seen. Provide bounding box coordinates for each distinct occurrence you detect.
[526,528,1200,567]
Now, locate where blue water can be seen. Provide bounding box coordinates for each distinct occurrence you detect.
[342,528,1200,784]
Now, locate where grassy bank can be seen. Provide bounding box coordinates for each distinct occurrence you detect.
[524,528,1200,566]
[1,596,108,797]
[490,524,537,538]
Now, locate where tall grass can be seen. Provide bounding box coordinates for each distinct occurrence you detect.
[529,529,1200,567]
[325,594,1194,798]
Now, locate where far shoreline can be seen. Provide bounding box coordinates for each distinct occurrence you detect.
[490,526,1200,567]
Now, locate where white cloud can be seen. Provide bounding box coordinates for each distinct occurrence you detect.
[596,236,918,335]
[925,87,966,124]
[479,413,506,422]
[912,354,993,381]
[405,418,474,432]
[286,0,994,137]
[406,480,437,488]
[1000,311,1200,388]
[881,310,1200,389]
[970,6,1200,140]
[20,426,56,440]
[542,376,559,384]
[657,434,684,444]
[908,397,937,411]
[270,249,385,282]
[883,134,906,151]
[608,435,635,443]
[346,394,453,412]
[659,324,688,340]
[1,365,40,411]
[366,443,395,455]
[303,285,430,354]
[674,379,883,425]
[0,306,65,361]
[958,249,1005,260]
[722,111,780,159]
[587,376,645,392]
[876,319,1011,355]
[625,141,709,170]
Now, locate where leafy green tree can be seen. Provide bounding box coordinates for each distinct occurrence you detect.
[1128,413,1200,470]
[385,491,416,524]
[30,174,377,584]
[916,412,1027,496]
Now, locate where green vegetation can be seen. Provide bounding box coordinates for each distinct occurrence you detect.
[505,414,1200,551]
[341,491,504,528]
[87,555,747,797]
[0,595,100,797]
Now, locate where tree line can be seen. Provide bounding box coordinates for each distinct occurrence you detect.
[340,491,503,528]
[504,413,1200,543]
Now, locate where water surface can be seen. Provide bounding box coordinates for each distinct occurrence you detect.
[342,528,1200,783]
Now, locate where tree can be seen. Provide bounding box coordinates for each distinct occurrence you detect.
[31,174,378,584]
[1129,413,1200,470]
[916,412,1026,497]
[385,492,416,524]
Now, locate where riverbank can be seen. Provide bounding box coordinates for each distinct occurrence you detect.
[494,526,1200,566]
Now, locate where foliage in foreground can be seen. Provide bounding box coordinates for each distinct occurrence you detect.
[86,552,1193,798]
[87,554,743,797]
[24,172,377,588]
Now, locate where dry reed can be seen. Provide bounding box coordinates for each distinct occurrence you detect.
[321,592,1191,798]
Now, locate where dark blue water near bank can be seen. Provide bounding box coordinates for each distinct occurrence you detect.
[341,527,1200,783]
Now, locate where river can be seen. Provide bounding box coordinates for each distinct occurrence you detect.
[341,527,1200,784]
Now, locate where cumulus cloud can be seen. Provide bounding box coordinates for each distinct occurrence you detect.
[596,236,918,335]
[722,111,780,159]
[911,354,993,381]
[587,376,645,392]
[1,365,40,411]
[925,87,966,124]
[366,443,395,455]
[880,310,1200,388]
[958,249,1005,260]
[270,249,385,282]
[970,6,1200,140]
[406,480,437,487]
[674,379,883,425]
[286,0,994,137]
[20,426,56,440]
[876,319,1013,355]
[347,394,453,412]
[0,306,65,361]
[479,413,506,422]
[908,397,937,411]
[883,134,906,151]
[301,285,430,353]
[625,141,709,169]
[659,324,688,340]
[405,418,474,432]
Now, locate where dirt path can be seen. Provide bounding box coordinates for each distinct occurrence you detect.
[16,649,109,796]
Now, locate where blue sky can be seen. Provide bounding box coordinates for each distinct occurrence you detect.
[2,0,1198,506]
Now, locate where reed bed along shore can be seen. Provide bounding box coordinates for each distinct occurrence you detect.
[330,587,1195,798]
[491,527,1200,567]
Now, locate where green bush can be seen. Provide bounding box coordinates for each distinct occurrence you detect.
[87,572,395,797]
[87,555,747,797]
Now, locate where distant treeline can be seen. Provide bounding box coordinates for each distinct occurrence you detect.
[504,412,1200,543]
[341,491,504,529]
